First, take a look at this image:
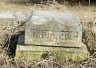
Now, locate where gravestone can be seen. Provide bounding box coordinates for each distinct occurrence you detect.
[0,12,26,52]
[0,12,26,30]
[25,11,82,47]
[16,11,89,61]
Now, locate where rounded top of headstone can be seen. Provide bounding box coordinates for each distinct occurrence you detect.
[26,11,80,26]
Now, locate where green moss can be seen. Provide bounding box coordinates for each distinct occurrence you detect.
[16,50,88,62]
[16,43,88,62]
[16,50,44,61]
[51,51,88,62]
[16,50,21,58]
[42,53,48,59]
[94,35,96,40]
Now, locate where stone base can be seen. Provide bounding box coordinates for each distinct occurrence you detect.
[16,32,89,61]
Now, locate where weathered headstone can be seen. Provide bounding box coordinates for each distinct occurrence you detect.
[16,11,89,61]
[0,12,26,30]
[25,11,82,47]
[0,12,26,49]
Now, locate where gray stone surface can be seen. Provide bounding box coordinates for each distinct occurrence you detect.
[17,33,88,53]
[16,11,89,61]
[25,11,82,47]
[16,32,88,61]
[0,12,26,46]
[0,12,26,30]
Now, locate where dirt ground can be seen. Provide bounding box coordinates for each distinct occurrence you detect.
[0,0,96,68]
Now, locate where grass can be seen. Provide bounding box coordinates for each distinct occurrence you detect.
[0,0,96,24]
[0,0,96,67]
[0,0,28,12]
[0,0,96,57]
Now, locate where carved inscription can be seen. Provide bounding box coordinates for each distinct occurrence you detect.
[25,11,82,47]
[29,29,78,41]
